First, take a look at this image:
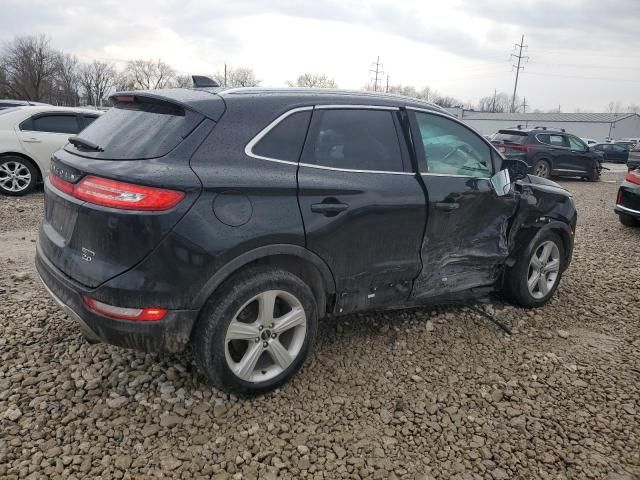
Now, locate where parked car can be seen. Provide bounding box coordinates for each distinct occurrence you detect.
[615,167,640,227]
[628,152,640,171]
[491,127,602,181]
[581,138,598,146]
[0,99,50,110]
[0,106,101,195]
[36,88,577,393]
[593,143,629,164]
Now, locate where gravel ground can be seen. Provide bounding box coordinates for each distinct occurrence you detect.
[1,170,639,480]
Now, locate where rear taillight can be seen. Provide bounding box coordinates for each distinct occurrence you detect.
[48,172,184,211]
[508,144,531,152]
[625,168,640,186]
[83,296,167,321]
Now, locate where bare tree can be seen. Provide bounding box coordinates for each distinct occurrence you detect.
[626,104,640,114]
[287,73,337,88]
[80,60,117,107]
[607,101,624,113]
[386,84,433,102]
[0,34,61,101]
[214,67,260,88]
[173,74,192,88]
[432,95,462,108]
[52,54,81,106]
[477,92,512,113]
[122,59,177,90]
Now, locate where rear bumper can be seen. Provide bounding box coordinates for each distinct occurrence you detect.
[615,204,640,219]
[35,244,199,353]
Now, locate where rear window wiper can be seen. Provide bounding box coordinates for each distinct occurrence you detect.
[68,136,103,152]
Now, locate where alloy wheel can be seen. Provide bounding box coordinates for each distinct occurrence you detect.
[224,290,307,383]
[534,162,549,178]
[0,160,32,193]
[527,240,560,299]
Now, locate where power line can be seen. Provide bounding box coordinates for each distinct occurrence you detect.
[526,71,640,83]
[369,56,384,92]
[510,34,529,113]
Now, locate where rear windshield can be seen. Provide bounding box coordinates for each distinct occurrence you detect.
[492,131,528,145]
[65,97,203,160]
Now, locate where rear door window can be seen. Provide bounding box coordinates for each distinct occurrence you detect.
[23,114,81,134]
[301,109,404,172]
[81,114,99,129]
[251,110,311,162]
[66,97,203,160]
[547,134,567,147]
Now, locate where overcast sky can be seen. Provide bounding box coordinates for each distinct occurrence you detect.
[2,0,639,111]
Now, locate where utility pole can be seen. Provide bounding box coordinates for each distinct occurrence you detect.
[491,88,497,112]
[510,35,529,113]
[521,97,528,113]
[385,75,389,93]
[369,56,384,92]
[224,62,227,87]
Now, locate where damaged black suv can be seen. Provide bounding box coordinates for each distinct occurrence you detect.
[36,88,577,393]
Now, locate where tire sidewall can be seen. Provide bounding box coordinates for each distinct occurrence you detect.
[0,156,37,196]
[195,268,318,394]
[507,230,565,308]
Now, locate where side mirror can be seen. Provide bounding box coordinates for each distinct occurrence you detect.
[502,158,529,181]
[490,169,511,197]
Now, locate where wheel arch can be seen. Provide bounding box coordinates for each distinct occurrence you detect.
[507,221,573,272]
[192,244,336,317]
[0,151,43,182]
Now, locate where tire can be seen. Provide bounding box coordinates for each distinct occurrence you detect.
[193,266,318,394]
[0,156,38,196]
[588,161,601,182]
[532,159,551,178]
[619,213,640,227]
[504,231,565,308]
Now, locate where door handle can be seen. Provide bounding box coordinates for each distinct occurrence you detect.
[311,201,349,216]
[434,202,460,211]
[23,137,41,143]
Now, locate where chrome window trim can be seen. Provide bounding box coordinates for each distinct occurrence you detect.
[245,104,409,173]
[616,204,640,215]
[244,106,313,165]
[315,104,399,111]
[421,172,491,180]
[298,163,414,175]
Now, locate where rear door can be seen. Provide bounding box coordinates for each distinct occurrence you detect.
[17,112,82,174]
[408,109,518,301]
[297,106,426,313]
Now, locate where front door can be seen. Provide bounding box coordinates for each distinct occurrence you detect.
[407,109,518,301]
[565,134,595,174]
[297,107,427,313]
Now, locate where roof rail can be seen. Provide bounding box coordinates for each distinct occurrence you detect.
[516,124,523,129]
[534,126,547,130]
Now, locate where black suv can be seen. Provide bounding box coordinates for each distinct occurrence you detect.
[492,126,602,180]
[36,88,577,393]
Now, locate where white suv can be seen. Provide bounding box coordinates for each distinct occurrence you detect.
[0,106,102,195]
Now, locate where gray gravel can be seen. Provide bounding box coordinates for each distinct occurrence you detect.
[1,171,639,480]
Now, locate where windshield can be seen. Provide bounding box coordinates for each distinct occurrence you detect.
[65,97,203,160]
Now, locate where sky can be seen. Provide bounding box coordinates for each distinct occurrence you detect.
[2,0,639,112]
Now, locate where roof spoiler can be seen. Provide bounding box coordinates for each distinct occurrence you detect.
[192,75,220,88]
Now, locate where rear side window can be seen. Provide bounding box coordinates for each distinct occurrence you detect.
[81,114,99,128]
[301,109,403,172]
[252,110,311,162]
[67,97,202,160]
[493,131,528,144]
[23,114,80,134]
[538,134,567,147]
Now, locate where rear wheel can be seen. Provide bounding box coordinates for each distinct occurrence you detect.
[619,213,640,227]
[193,267,317,394]
[504,231,565,308]
[0,156,37,196]
[532,159,551,178]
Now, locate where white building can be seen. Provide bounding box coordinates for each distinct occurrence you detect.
[444,109,640,142]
